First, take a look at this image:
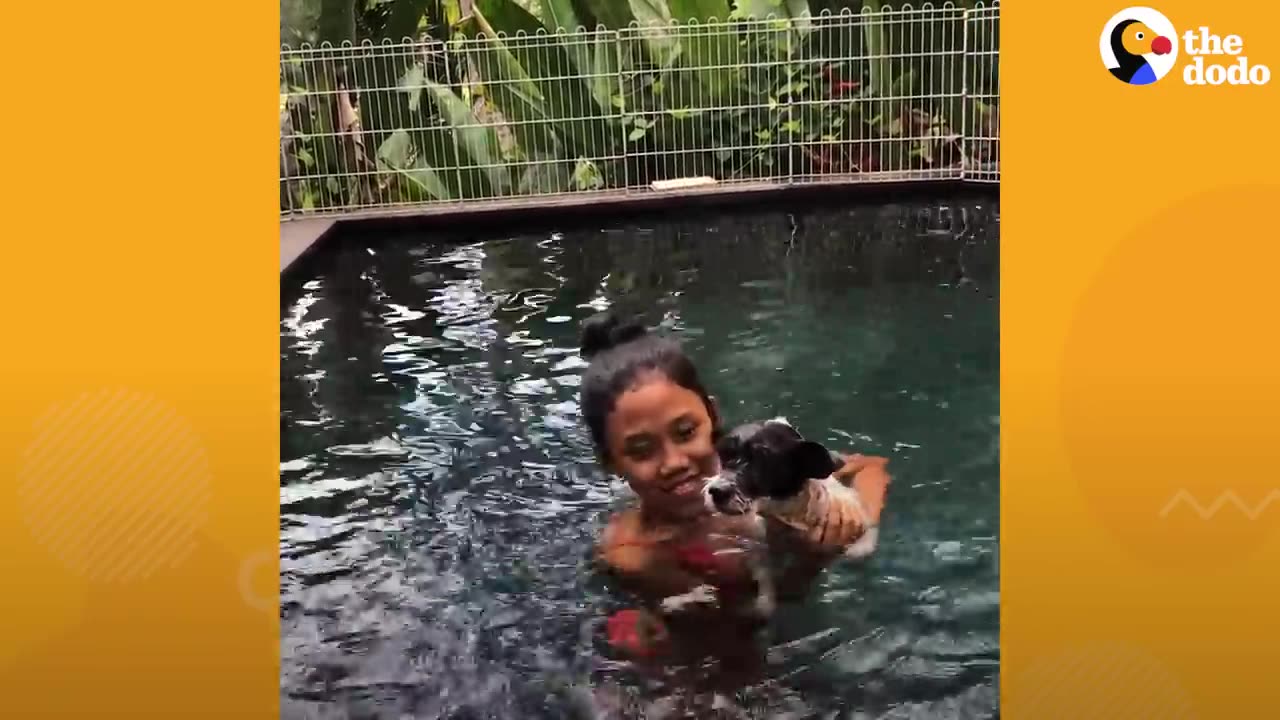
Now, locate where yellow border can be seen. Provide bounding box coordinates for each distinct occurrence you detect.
[1003,1,1280,715]
[0,2,280,716]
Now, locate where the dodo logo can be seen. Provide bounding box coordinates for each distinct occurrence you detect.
[1101,7,1177,85]
[1102,7,1272,87]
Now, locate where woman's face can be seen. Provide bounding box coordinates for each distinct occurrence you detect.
[603,373,721,521]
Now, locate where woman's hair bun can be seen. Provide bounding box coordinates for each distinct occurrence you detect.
[579,312,648,360]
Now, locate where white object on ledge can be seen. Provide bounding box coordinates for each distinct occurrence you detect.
[650,176,718,190]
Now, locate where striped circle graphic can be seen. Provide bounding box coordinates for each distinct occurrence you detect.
[16,388,213,583]
[1011,642,1195,718]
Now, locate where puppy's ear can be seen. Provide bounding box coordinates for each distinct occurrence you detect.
[789,441,839,480]
[714,426,736,450]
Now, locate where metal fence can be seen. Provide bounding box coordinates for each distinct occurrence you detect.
[279,1,999,217]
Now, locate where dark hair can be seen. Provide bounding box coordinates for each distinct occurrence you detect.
[578,312,719,459]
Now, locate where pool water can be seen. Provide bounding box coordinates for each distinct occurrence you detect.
[279,196,1000,719]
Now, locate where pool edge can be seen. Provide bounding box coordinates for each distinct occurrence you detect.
[279,178,999,276]
[281,217,339,276]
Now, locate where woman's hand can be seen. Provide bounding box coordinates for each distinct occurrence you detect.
[791,452,892,553]
[834,452,891,527]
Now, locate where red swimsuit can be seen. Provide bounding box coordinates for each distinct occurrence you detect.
[604,537,743,656]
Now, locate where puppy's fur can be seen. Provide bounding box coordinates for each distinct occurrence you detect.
[657,582,722,615]
[671,417,880,619]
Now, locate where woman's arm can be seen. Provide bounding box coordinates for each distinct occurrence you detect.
[771,453,893,599]
[779,452,892,558]
[834,452,891,527]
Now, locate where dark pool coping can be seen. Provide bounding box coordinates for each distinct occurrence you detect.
[281,217,337,272]
[279,176,999,278]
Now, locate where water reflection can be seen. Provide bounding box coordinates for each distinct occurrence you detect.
[281,197,999,719]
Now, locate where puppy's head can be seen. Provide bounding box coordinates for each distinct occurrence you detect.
[704,417,839,515]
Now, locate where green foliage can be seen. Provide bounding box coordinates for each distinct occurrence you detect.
[280,0,999,213]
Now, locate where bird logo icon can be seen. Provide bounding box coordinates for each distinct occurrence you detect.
[1101,8,1179,85]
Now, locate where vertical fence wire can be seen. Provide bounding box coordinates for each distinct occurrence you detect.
[961,5,970,180]
[280,2,999,217]
[988,2,1002,182]
[963,1,999,183]
[614,29,628,195]
[786,18,795,186]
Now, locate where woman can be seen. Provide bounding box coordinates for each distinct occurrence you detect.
[579,312,892,655]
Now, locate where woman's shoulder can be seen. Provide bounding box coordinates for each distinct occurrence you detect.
[596,509,656,574]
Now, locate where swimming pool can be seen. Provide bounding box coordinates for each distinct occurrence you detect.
[279,195,1000,718]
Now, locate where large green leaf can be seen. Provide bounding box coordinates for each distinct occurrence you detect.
[410,123,472,197]
[733,0,812,56]
[347,58,477,201]
[627,0,681,69]
[667,0,738,102]
[587,30,621,112]
[542,0,624,147]
[670,0,731,21]
[539,0,617,109]
[734,0,811,23]
[471,0,618,161]
[630,0,674,25]
[349,54,418,157]
[377,129,455,201]
[462,5,564,159]
[540,0,587,33]
[424,80,513,197]
[576,0,636,28]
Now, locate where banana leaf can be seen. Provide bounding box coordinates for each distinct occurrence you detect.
[460,4,564,158]
[539,0,588,34]
[586,30,622,112]
[424,79,514,197]
[349,50,422,158]
[734,0,813,57]
[538,0,622,110]
[377,128,455,201]
[626,0,681,69]
[576,0,640,29]
[345,0,440,154]
[734,0,812,25]
[471,0,619,160]
[666,0,738,103]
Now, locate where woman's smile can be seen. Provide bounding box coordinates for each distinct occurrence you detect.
[667,475,706,497]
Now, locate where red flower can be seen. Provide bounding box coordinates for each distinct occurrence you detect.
[821,65,861,97]
[833,80,861,96]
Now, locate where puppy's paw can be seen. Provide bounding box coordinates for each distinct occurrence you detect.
[660,584,720,614]
[680,583,720,609]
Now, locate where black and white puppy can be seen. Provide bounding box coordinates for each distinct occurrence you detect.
[656,418,880,620]
[705,417,880,560]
